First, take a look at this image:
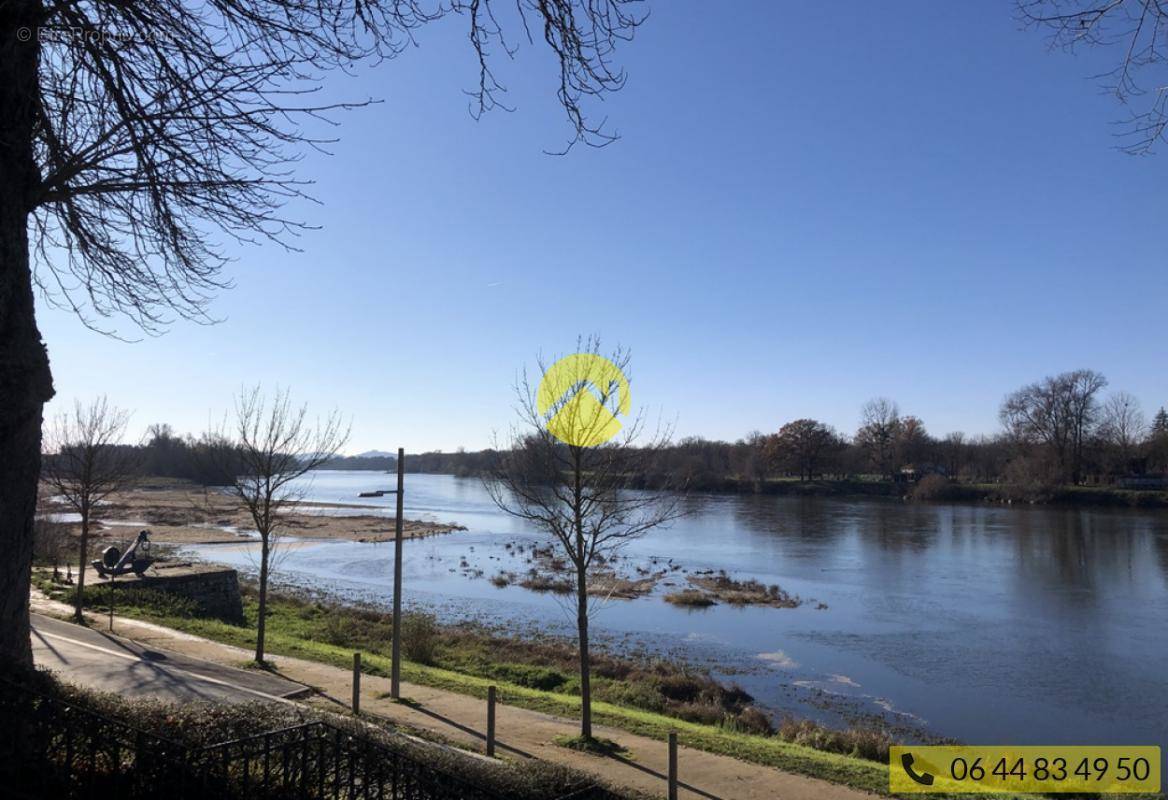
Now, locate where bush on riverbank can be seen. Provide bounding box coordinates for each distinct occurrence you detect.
[908,474,981,502]
[777,717,892,762]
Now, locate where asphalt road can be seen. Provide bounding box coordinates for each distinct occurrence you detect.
[31,613,307,703]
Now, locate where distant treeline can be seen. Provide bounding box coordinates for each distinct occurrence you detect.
[404,369,1168,503]
[69,369,1168,505]
[70,424,395,485]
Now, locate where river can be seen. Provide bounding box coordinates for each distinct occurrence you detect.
[181,470,1168,750]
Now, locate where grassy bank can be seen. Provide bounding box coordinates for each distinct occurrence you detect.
[41,576,890,794]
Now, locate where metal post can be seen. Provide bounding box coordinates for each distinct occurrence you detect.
[486,686,497,757]
[390,447,405,699]
[668,731,678,800]
[352,652,361,714]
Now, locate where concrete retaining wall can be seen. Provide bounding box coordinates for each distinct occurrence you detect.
[101,563,244,622]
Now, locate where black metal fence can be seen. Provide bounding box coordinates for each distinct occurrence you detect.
[188,722,510,800]
[0,678,614,800]
[0,676,190,799]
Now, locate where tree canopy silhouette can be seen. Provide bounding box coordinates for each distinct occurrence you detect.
[0,0,644,665]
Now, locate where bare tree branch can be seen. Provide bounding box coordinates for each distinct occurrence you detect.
[24,0,644,334]
[484,335,682,740]
[207,385,348,663]
[1019,0,1168,153]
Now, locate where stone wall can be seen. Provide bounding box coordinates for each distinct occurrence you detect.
[102,563,244,622]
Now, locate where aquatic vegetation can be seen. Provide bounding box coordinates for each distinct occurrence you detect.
[663,589,716,608]
[686,571,801,608]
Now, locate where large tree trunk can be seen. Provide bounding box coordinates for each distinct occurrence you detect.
[576,565,592,740]
[255,536,270,663]
[0,8,54,668]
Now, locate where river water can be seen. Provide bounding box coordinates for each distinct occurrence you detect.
[183,470,1168,750]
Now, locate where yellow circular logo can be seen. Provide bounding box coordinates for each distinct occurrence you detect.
[536,353,631,447]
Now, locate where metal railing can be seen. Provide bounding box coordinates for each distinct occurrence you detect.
[188,721,509,800]
[0,676,189,799]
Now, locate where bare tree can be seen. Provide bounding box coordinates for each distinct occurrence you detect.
[485,338,681,742]
[855,398,901,479]
[42,397,138,620]
[210,387,347,664]
[0,0,642,666]
[1019,0,1168,154]
[1098,391,1146,472]
[941,431,969,480]
[1000,369,1108,484]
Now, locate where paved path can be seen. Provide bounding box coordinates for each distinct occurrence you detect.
[31,612,307,703]
[30,600,879,800]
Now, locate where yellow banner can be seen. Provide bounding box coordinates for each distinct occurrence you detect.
[889,746,1161,794]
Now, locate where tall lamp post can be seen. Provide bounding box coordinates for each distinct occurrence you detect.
[390,447,405,699]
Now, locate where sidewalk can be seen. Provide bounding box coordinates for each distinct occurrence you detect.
[30,595,877,800]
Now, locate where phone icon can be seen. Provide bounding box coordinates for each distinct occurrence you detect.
[901,753,935,786]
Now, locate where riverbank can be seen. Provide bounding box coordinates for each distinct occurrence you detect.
[41,482,464,545]
[36,572,895,794]
[30,593,885,800]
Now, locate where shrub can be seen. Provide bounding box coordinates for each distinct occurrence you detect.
[400,610,439,664]
[730,706,774,736]
[486,663,568,691]
[594,679,666,713]
[909,474,961,501]
[83,585,199,618]
[777,717,891,762]
[999,455,1060,503]
[319,609,393,650]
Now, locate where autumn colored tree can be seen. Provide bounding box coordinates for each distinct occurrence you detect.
[770,419,840,481]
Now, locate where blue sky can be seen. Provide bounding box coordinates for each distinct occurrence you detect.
[37,2,1167,453]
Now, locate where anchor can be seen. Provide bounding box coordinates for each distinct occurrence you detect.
[92,530,155,578]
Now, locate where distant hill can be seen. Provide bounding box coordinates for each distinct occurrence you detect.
[319,453,396,471]
[355,449,397,459]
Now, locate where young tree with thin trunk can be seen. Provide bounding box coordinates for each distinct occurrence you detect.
[1098,391,1146,473]
[210,387,347,664]
[42,397,138,621]
[856,398,902,480]
[485,339,681,743]
[0,0,642,666]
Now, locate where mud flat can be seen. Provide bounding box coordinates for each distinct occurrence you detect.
[42,485,464,545]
